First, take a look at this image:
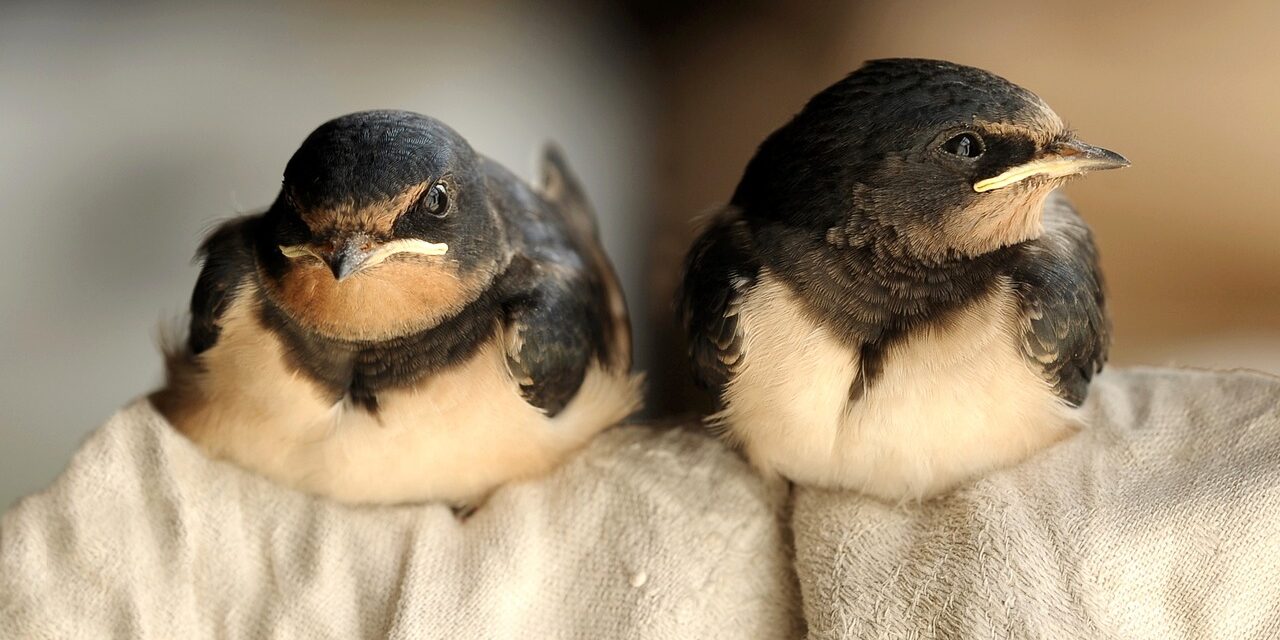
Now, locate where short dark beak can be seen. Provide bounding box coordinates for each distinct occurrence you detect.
[1051,139,1131,172]
[324,237,373,282]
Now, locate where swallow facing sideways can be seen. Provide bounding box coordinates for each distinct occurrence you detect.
[151,110,641,507]
[678,59,1128,502]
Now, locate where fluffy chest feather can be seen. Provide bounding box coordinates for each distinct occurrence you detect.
[167,295,639,505]
[719,271,1078,501]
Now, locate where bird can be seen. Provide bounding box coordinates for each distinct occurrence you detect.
[678,59,1128,502]
[151,110,641,507]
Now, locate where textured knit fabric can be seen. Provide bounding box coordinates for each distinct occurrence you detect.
[3,368,1279,639]
[794,368,1280,639]
[0,403,800,639]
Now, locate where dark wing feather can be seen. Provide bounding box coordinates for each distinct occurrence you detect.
[677,211,758,396]
[534,145,632,370]
[152,214,261,421]
[539,143,598,240]
[1011,192,1110,406]
[187,215,261,354]
[502,264,606,417]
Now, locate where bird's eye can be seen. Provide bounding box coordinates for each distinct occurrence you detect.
[942,133,984,158]
[424,183,449,217]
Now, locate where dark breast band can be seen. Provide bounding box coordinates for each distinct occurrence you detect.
[257,290,503,412]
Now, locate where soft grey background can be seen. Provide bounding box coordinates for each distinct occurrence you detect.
[0,0,650,509]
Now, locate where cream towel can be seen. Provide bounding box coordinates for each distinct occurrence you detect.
[795,368,1280,639]
[4,368,1279,639]
[0,402,800,639]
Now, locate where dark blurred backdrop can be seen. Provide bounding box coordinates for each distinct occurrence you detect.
[3,0,1277,508]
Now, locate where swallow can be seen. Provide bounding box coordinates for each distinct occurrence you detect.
[678,59,1128,501]
[151,110,641,506]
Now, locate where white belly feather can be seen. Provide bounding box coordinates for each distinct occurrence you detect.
[719,271,1079,502]
[173,296,642,505]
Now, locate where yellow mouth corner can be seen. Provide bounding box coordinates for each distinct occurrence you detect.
[365,239,450,264]
[972,157,1096,193]
[278,244,319,259]
[974,140,1129,193]
[279,239,447,259]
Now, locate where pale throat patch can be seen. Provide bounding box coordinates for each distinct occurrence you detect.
[938,186,1052,258]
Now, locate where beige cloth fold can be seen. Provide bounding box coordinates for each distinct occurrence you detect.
[0,402,799,639]
[794,368,1280,639]
[3,368,1279,639]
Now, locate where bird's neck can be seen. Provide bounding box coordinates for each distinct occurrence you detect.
[757,221,1016,344]
[255,290,501,411]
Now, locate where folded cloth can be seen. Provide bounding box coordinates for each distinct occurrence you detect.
[0,402,800,639]
[5,368,1279,639]
[794,368,1280,640]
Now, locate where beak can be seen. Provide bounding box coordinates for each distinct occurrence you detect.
[325,237,371,282]
[277,235,450,282]
[973,138,1130,193]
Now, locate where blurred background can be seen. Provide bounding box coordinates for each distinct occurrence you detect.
[2,0,1277,509]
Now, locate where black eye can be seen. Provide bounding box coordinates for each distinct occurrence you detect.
[942,133,984,158]
[424,183,449,217]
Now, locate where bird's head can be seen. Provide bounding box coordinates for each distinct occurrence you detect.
[732,58,1129,261]
[258,110,505,341]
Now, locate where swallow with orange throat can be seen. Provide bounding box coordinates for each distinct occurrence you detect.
[153,111,641,509]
